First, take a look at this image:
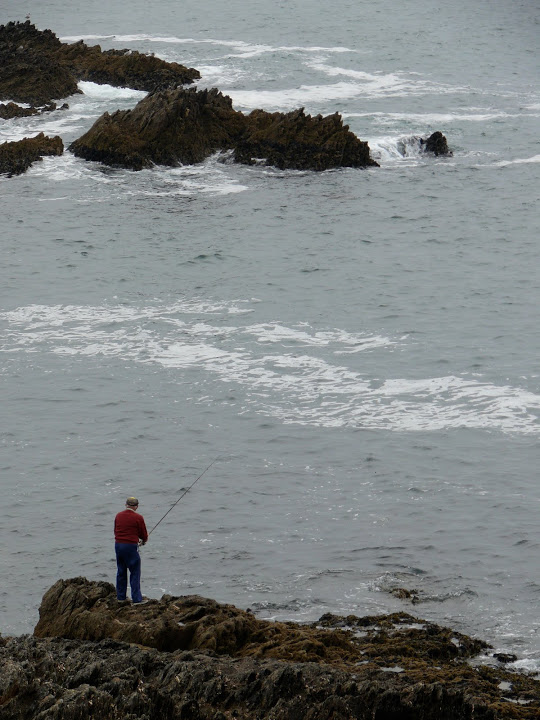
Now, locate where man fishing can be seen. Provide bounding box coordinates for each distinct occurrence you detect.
[114,497,148,603]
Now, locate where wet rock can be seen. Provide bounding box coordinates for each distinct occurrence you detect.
[0,21,199,105]
[0,102,39,119]
[0,101,65,119]
[0,634,512,720]
[421,130,453,156]
[390,587,420,603]
[0,132,64,176]
[22,577,540,718]
[494,653,518,664]
[69,87,379,172]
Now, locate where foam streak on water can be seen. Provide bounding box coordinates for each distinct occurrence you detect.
[2,302,538,435]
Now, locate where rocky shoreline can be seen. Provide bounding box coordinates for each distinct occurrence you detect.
[1,577,539,718]
[0,21,452,176]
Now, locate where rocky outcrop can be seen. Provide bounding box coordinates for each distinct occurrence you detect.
[0,21,200,105]
[69,87,379,171]
[0,133,64,176]
[421,130,452,156]
[5,577,533,719]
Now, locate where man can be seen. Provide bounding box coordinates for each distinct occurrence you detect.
[114,497,149,603]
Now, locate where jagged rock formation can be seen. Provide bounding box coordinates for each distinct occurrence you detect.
[69,87,379,172]
[0,577,529,718]
[0,21,200,105]
[421,130,452,156]
[235,107,377,171]
[0,133,64,176]
[69,87,245,171]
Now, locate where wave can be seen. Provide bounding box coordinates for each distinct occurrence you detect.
[61,34,354,55]
[494,154,540,167]
[228,82,372,112]
[1,301,538,435]
[346,110,530,125]
[77,81,147,100]
[367,135,452,165]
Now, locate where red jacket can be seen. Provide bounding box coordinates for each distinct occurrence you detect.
[114,508,148,544]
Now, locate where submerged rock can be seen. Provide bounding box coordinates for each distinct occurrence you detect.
[0,132,63,176]
[0,21,200,105]
[11,577,537,719]
[421,130,452,156]
[69,87,379,172]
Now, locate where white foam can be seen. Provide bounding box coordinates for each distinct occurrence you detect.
[494,154,540,167]
[229,82,364,112]
[367,135,428,165]
[1,302,539,435]
[306,60,468,98]
[346,110,520,124]
[510,658,540,674]
[61,34,353,54]
[77,81,148,100]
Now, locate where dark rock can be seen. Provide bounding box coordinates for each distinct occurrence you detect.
[69,87,379,172]
[0,21,200,105]
[0,132,63,176]
[1,634,519,720]
[420,130,453,156]
[390,587,420,603]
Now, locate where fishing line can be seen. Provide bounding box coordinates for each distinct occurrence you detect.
[148,457,220,536]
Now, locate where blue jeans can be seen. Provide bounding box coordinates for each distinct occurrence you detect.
[115,543,143,602]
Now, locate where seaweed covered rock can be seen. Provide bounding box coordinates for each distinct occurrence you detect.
[25,577,540,718]
[69,87,379,172]
[421,130,452,156]
[0,21,200,105]
[1,634,521,720]
[0,132,63,176]
[237,107,379,170]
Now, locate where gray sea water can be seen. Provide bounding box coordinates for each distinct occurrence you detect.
[1,0,539,671]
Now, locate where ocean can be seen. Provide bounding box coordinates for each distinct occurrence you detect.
[1,0,539,673]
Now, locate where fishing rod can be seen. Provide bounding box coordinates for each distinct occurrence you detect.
[148,457,220,536]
